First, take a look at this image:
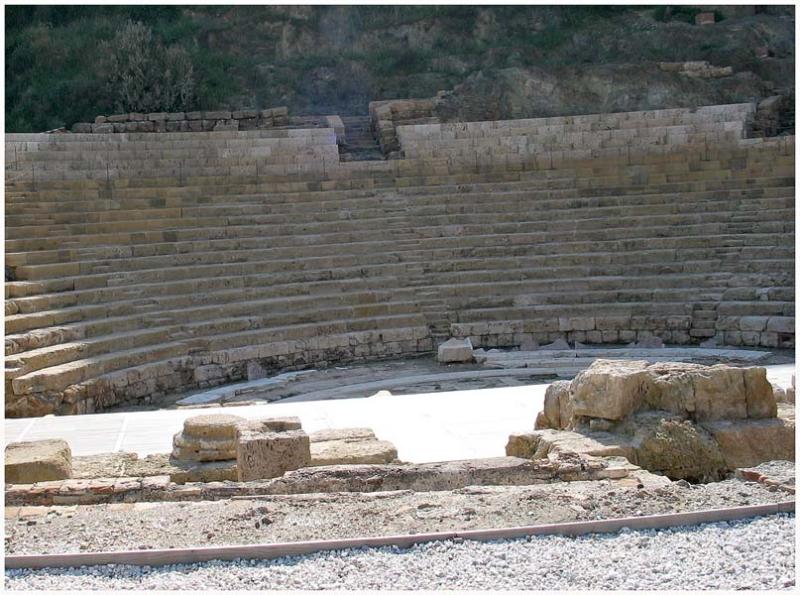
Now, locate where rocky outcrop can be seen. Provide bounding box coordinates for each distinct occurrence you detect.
[433,63,774,124]
[5,439,72,484]
[516,359,792,481]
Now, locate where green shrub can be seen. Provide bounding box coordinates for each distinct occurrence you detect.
[101,20,194,113]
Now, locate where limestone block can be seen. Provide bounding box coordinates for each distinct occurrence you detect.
[536,380,572,430]
[506,430,631,460]
[71,122,92,133]
[739,316,769,332]
[595,317,631,331]
[6,439,72,484]
[184,414,246,440]
[647,362,775,421]
[147,112,168,121]
[559,317,595,331]
[232,109,258,119]
[166,112,186,121]
[172,432,236,454]
[94,115,107,124]
[766,317,794,333]
[92,123,114,133]
[185,111,203,120]
[169,460,237,484]
[107,114,128,123]
[213,119,239,131]
[702,416,795,469]
[203,110,231,120]
[272,106,289,125]
[236,429,311,481]
[570,359,653,421]
[437,337,474,363]
[311,439,397,466]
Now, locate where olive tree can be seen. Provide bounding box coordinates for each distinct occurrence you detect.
[102,20,194,113]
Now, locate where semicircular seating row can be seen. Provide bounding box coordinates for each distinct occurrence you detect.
[4,104,795,418]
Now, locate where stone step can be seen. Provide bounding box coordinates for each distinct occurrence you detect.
[8,210,793,281]
[6,294,426,376]
[6,187,792,251]
[9,315,430,397]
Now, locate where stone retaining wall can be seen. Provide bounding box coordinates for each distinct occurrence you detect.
[71,107,290,134]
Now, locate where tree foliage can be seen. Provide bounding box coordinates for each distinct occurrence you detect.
[101,20,195,113]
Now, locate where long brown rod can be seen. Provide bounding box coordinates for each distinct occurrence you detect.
[6,501,794,570]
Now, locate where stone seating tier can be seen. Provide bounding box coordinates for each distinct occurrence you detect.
[396,103,754,139]
[6,146,793,233]
[4,111,794,416]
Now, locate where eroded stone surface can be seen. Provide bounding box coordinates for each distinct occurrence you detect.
[536,380,572,430]
[570,359,652,421]
[236,427,311,481]
[5,439,72,484]
[513,361,792,481]
[5,454,665,508]
[701,405,795,470]
[183,414,246,440]
[311,439,398,466]
[569,360,776,423]
[171,413,245,462]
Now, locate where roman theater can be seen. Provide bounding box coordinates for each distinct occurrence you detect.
[3,7,796,590]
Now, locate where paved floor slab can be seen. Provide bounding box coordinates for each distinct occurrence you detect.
[4,364,793,464]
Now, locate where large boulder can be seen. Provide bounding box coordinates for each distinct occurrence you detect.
[5,439,72,483]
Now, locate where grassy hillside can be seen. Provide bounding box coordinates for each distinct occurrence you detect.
[5,5,794,131]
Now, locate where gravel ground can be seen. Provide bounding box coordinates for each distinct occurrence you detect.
[6,513,795,590]
[5,475,792,555]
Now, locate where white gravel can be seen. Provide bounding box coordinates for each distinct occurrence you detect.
[6,513,795,590]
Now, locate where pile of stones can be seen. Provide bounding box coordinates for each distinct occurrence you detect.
[71,107,290,134]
